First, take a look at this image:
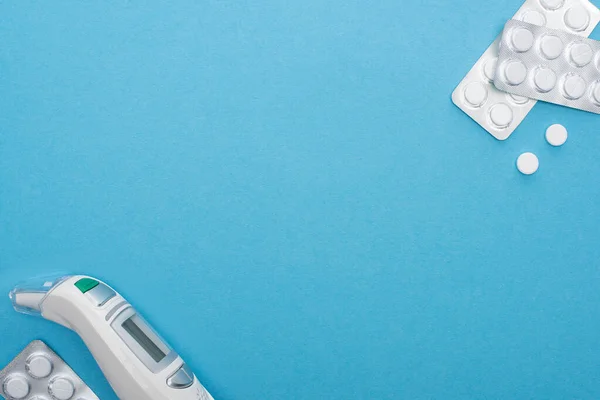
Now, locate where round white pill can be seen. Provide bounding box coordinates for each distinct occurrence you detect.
[26,355,53,379]
[565,6,590,32]
[483,57,498,82]
[517,152,539,175]
[592,82,600,105]
[489,103,513,128]
[563,74,587,99]
[509,93,530,105]
[511,27,535,52]
[569,42,593,67]
[540,35,564,60]
[534,67,557,92]
[504,60,528,85]
[464,82,488,107]
[3,375,30,399]
[540,0,565,10]
[49,377,75,400]
[546,124,568,146]
[522,10,547,26]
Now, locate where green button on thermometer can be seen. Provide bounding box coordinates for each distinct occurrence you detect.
[9,275,215,400]
[74,278,99,293]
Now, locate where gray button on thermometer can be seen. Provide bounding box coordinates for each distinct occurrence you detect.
[86,283,116,307]
[167,363,195,389]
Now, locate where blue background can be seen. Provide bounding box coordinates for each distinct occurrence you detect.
[1,1,600,399]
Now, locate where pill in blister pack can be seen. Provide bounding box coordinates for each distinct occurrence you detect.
[495,20,600,114]
[0,340,99,400]
[452,0,600,140]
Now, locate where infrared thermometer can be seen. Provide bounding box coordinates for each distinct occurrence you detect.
[9,275,214,400]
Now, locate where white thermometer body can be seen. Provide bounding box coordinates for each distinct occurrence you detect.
[10,275,214,400]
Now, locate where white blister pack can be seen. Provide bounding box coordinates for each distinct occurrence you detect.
[0,340,99,400]
[452,0,600,140]
[495,20,600,114]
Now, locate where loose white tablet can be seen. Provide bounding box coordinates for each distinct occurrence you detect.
[517,152,539,175]
[546,124,568,146]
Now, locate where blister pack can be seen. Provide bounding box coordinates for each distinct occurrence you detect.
[452,0,600,140]
[495,20,600,114]
[0,340,99,400]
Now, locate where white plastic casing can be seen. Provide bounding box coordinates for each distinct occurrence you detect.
[12,276,214,400]
[452,0,600,140]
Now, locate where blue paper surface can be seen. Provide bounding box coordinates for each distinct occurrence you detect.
[1,1,600,399]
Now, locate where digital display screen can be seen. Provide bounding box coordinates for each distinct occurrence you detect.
[122,315,168,363]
